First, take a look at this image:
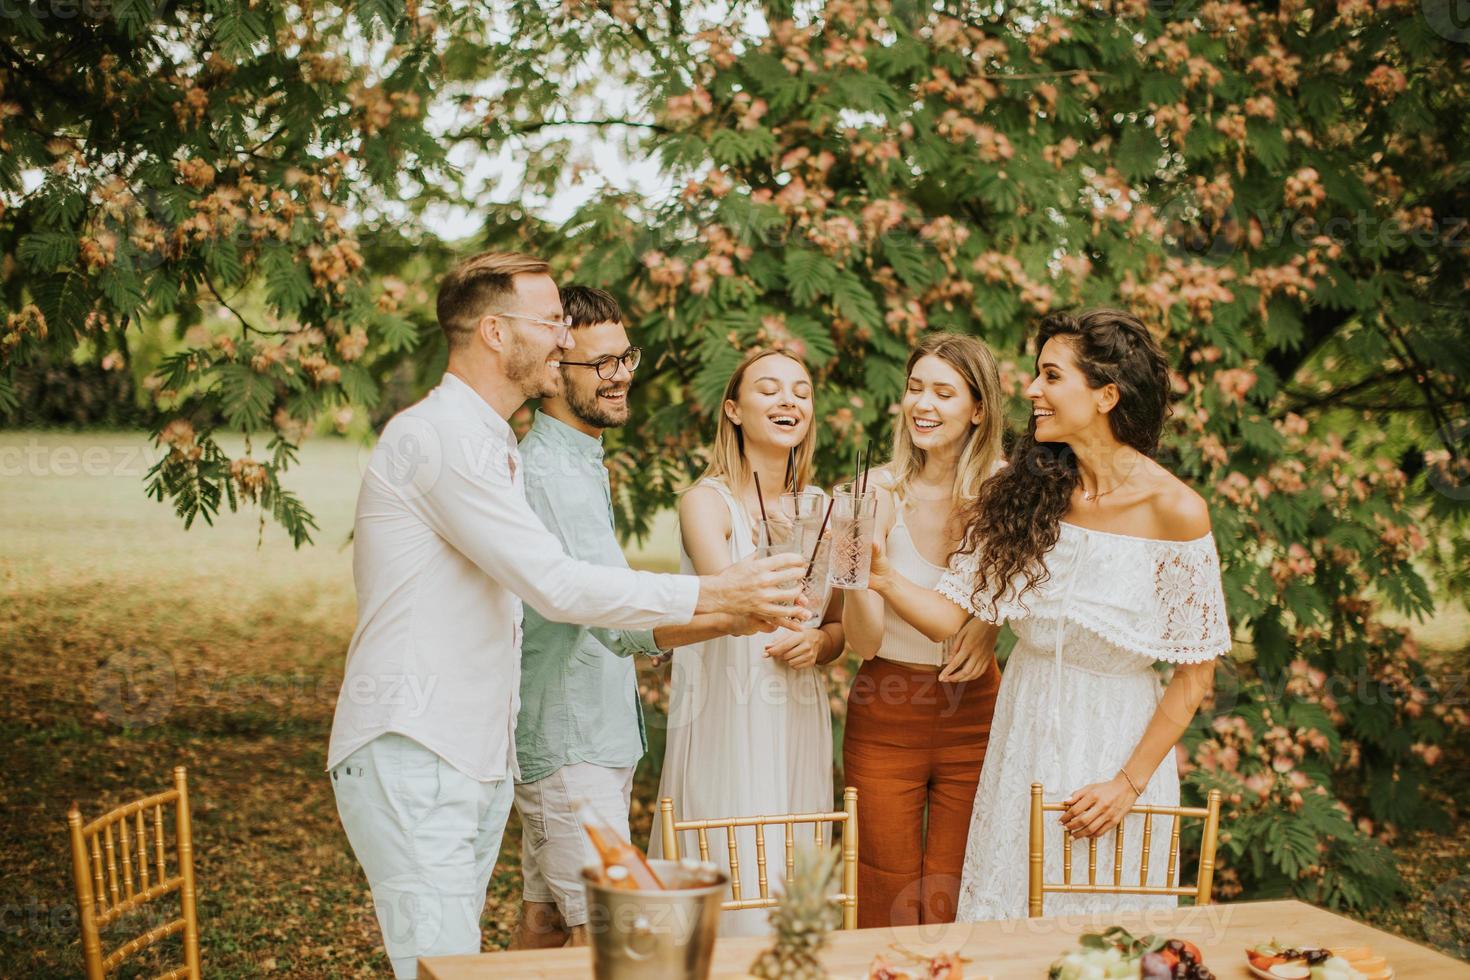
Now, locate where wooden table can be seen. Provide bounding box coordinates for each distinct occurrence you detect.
[418,900,1469,978]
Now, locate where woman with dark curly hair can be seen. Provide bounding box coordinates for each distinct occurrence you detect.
[866,309,1233,920]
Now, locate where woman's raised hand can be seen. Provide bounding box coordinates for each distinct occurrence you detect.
[764,627,828,670]
[866,537,893,596]
[938,618,998,683]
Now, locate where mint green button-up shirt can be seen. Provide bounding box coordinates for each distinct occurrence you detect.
[514,411,664,784]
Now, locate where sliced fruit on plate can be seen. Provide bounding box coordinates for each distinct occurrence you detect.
[1313,955,1370,980]
[1245,942,1392,980]
[1334,945,1391,980]
[1346,955,1387,971]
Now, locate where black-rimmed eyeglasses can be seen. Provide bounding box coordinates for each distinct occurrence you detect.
[560,347,642,380]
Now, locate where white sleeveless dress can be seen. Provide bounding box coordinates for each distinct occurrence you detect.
[937,522,1232,921]
[651,478,835,936]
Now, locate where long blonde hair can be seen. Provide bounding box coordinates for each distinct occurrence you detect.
[887,332,1005,510]
[698,348,817,501]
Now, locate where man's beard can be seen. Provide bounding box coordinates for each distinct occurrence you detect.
[505,329,560,399]
[567,377,631,429]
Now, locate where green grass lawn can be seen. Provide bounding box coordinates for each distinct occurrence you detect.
[2,430,1465,977]
[0,430,681,978]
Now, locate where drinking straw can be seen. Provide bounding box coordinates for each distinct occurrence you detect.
[787,448,795,494]
[754,470,770,526]
[845,444,863,565]
[804,497,835,580]
[860,437,872,496]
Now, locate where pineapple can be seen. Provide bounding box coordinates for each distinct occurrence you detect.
[749,842,844,980]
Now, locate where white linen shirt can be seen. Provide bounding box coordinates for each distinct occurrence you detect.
[327,373,700,781]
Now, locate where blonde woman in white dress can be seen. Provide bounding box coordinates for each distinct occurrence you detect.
[867,310,1232,920]
[652,347,845,936]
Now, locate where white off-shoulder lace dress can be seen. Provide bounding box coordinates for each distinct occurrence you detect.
[937,521,1232,921]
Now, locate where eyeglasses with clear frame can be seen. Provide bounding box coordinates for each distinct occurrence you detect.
[559,346,642,380]
[497,311,574,343]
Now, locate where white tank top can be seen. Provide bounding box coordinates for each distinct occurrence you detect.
[879,502,951,667]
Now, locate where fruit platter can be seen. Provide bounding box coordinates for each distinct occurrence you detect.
[866,948,967,978]
[1245,941,1392,980]
[1048,926,1214,979]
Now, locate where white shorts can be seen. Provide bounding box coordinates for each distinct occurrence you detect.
[515,762,634,927]
[331,733,514,979]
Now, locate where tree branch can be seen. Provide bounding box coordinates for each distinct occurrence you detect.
[1280,369,1413,413]
[596,0,682,78]
[244,119,293,156]
[978,69,1109,81]
[1262,304,1351,388]
[446,117,670,143]
[515,117,668,135]
[1298,398,1470,413]
[202,271,290,338]
[1379,315,1463,459]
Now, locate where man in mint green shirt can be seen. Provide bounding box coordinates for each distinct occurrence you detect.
[511,286,754,949]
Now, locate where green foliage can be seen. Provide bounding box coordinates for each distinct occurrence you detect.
[2,0,451,513]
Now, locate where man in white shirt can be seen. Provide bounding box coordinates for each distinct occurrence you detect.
[327,251,807,977]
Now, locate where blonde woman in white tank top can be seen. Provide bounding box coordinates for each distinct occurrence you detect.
[652,349,846,937]
[840,334,1007,928]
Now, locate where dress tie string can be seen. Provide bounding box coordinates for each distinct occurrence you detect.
[1051,534,1090,782]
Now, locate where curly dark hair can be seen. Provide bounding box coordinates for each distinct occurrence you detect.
[954,309,1173,616]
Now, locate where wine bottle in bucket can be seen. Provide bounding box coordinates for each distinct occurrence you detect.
[578,800,665,890]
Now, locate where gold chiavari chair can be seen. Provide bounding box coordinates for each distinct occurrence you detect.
[658,787,859,929]
[66,765,202,979]
[1027,782,1223,917]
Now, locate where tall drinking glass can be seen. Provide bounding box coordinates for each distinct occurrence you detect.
[798,536,834,627]
[779,489,826,553]
[756,516,798,552]
[755,533,805,636]
[828,481,878,590]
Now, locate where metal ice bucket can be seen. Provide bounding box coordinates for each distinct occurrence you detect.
[582,859,727,980]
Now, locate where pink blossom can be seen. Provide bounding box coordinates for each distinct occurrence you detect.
[1213,367,1257,402]
[1364,65,1407,101]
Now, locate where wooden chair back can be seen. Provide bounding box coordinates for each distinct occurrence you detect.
[66,765,201,979]
[658,787,859,929]
[1027,781,1222,917]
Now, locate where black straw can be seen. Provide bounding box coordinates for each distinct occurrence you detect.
[754,471,769,527]
[804,497,835,580]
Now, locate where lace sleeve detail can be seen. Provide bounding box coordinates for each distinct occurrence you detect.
[1146,535,1232,663]
[936,560,980,617]
[936,551,1021,625]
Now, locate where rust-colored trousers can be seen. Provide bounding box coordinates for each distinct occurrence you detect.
[842,656,1001,928]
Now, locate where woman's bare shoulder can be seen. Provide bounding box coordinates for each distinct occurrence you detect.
[679,481,732,531]
[1147,474,1211,541]
[865,463,897,489]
